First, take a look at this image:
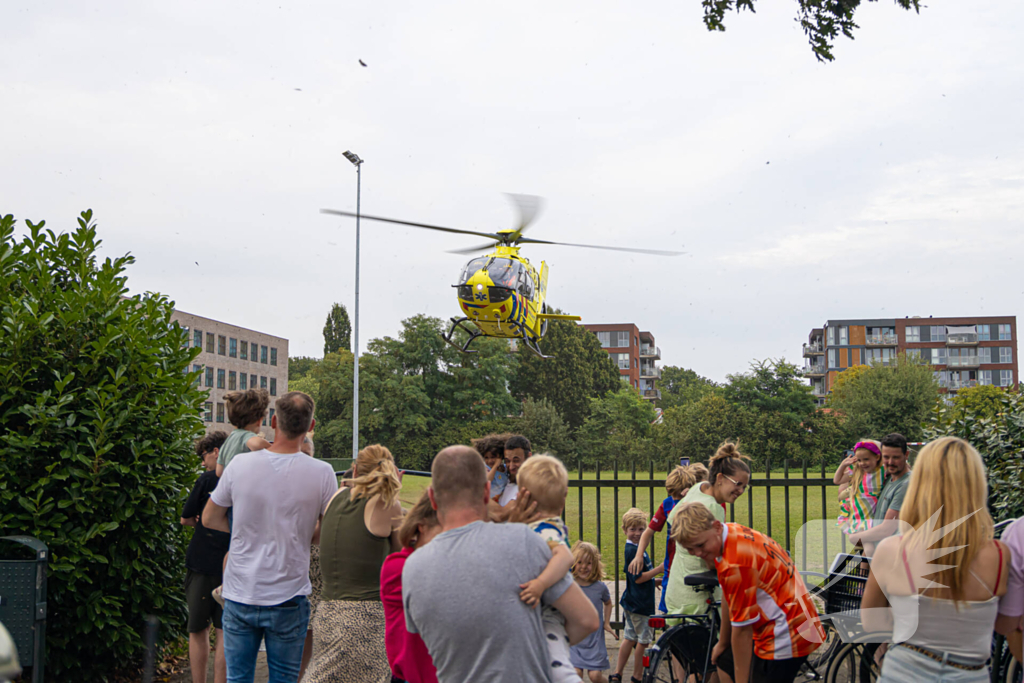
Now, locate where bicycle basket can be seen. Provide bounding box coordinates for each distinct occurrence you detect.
[822,553,872,642]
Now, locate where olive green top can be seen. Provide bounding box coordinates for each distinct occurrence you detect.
[319,488,390,601]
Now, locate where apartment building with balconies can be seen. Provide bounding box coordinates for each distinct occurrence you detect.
[583,323,662,400]
[801,315,1017,405]
[172,309,289,437]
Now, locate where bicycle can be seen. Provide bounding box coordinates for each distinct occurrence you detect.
[641,570,721,683]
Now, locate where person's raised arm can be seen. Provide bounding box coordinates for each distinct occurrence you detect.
[833,455,856,486]
[849,507,900,547]
[245,434,271,452]
[635,561,664,584]
[629,527,655,575]
[520,544,574,606]
[202,498,230,533]
[550,582,601,645]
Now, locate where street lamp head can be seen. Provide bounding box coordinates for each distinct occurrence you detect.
[343,150,363,167]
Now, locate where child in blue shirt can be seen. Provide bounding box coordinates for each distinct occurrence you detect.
[472,433,511,501]
[611,508,663,683]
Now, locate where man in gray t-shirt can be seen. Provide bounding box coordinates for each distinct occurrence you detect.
[403,446,599,683]
[849,433,911,552]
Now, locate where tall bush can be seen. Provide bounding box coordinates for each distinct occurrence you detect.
[0,211,205,680]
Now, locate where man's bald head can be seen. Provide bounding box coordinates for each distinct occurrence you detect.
[431,445,488,511]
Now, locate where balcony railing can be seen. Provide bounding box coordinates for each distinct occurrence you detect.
[948,356,980,368]
[640,346,661,359]
[866,333,898,346]
[639,365,661,378]
[947,333,979,346]
[803,343,824,356]
[947,378,979,391]
[812,386,827,397]
[642,388,661,400]
[802,364,826,376]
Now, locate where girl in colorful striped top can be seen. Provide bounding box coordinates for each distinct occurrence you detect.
[834,440,884,536]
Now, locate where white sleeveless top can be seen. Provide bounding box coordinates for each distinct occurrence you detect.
[888,542,1002,660]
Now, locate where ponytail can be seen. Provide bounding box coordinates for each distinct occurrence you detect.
[707,441,751,487]
[350,444,402,508]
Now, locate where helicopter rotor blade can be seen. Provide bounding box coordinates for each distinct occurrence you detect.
[446,242,500,255]
[517,236,684,256]
[320,209,503,241]
[506,193,544,235]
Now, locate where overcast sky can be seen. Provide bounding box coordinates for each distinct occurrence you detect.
[5,1,1022,381]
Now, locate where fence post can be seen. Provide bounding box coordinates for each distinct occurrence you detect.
[578,458,584,545]
[821,458,828,573]
[784,459,791,554]
[802,457,808,572]
[648,459,656,564]
[613,459,620,630]
[596,460,602,556]
[765,458,772,539]
[747,466,754,528]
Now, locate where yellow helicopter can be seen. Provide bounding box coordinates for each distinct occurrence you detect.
[322,195,681,358]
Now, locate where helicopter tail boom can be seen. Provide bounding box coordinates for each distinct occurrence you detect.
[536,313,582,321]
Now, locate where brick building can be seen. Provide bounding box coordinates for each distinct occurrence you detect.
[171,309,289,436]
[582,323,662,400]
[802,315,1017,405]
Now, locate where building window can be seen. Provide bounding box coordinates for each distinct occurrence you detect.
[979,348,992,364]
[262,413,268,426]
[270,348,278,366]
[205,367,214,388]
[620,374,630,382]
[192,364,202,387]
[634,358,639,369]
[615,331,629,348]
[931,326,946,342]
[218,335,227,356]
[240,373,247,390]
[933,371,948,387]
[269,408,275,424]
[251,374,258,389]
[229,338,238,358]
[999,324,1012,340]
[217,369,225,389]
[978,325,991,341]
[1000,347,1013,364]
[204,402,213,422]
[597,331,611,348]
[932,348,947,365]
[206,332,215,353]
[828,349,837,368]
[240,340,248,360]
[827,326,835,346]
[193,329,203,348]
[906,349,921,361]
[838,326,848,345]
[1001,370,1014,387]
[251,340,259,361]
[270,377,277,396]
[980,370,993,386]
[261,376,267,389]
[228,371,237,390]
[614,354,629,370]
[261,345,268,364]
[216,403,225,423]
[905,326,920,343]
[866,348,894,364]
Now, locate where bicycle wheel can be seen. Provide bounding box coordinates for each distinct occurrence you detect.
[642,623,706,683]
[802,621,841,681]
[825,642,879,683]
[1005,658,1022,683]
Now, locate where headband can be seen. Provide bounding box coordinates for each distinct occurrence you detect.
[853,441,881,456]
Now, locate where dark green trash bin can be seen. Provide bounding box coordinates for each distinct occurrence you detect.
[0,536,46,683]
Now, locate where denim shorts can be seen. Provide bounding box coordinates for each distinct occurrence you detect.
[622,610,654,645]
[879,644,989,682]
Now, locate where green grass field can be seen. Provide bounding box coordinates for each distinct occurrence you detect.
[394,468,851,579]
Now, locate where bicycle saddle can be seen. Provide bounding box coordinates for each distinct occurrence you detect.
[684,570,720,587]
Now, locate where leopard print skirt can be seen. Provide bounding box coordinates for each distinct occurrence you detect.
[308,544,322,626]
[300,599,390,683]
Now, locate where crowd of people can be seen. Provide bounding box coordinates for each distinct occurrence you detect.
[178,386,1024,683]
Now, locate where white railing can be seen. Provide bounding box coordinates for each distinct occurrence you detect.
[947,333,979,345]
[803,364,826,375]
[948,378,978,391]
[640,365,661,378]
[948,356,980,368]
[642,389,661,399]
[866,333,898,346]
[640,346,661,359]
[803,343,824,355]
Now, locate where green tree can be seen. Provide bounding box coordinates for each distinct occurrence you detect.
[0,211,205,679]
[577,387,657,467]
[655,393,749,467]
[724,358,816,420]
[947,384,1011,422]
[289,355,319,381]
[703,0,921,62]
[519,397,575,459]
[827,352,938,441]
[323,303,352,355]
[511,314,621,429]
[658,366,720,409]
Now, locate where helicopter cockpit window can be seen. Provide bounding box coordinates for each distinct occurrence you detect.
[486,258,522,289]
[517,271,534,299]
[459,257,490,285]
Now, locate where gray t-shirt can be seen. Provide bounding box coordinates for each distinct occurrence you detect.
[210,449,337,605]
[872,471,911,523]
[402,520,576,683]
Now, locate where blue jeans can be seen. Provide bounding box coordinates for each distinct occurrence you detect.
[222,596,309,683]
[879,644,989,683]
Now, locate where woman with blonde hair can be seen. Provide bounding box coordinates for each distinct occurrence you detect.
[862,436,1009,681]
[302,445,404,683]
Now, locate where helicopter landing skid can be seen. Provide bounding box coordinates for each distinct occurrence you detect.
[507,320,552,359]
[442,317,484,354]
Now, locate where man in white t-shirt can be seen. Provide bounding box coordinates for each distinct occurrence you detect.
[203,391,337,683]
[489,435,532,521]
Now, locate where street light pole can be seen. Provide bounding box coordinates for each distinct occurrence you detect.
[342,150,363,461]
